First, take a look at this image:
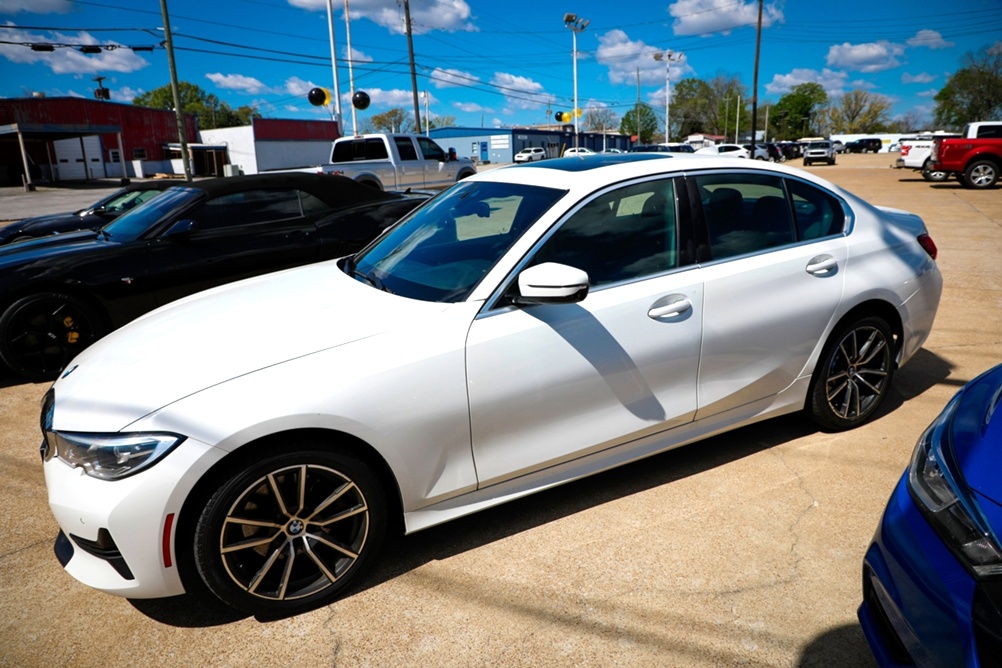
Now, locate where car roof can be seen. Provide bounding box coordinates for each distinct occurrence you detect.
[172,172,396,207]
[480,152,843,197]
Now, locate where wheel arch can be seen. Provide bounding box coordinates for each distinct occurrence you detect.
[827,300,904,365]
[173,427,405,589]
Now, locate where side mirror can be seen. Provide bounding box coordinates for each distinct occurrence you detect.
[514,262,589,305]
[163,218,198,238]
[448,147,457,162]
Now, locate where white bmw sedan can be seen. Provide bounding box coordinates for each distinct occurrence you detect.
[41,153,942,616]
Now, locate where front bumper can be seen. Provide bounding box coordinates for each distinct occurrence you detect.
[44,436,226,599]
[859,473,1002,668]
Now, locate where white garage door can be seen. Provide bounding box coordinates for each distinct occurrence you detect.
[53,135,105,181]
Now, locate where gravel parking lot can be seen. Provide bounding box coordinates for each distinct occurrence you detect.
[1,153,1000,667]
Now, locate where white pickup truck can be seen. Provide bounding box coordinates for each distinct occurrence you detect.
[895,131,960,181]
[289,133,477,190]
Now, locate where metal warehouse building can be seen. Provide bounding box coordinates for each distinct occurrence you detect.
[429,126,631,164]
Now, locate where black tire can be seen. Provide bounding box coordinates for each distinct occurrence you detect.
[803,159,811,166]
[921,160,949,182]
[962,159,998,189]
[807,316,894,431]
[0,292,105,381]
[193,443,387,616]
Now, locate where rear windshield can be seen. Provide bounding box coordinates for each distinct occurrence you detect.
[331,138,389,162]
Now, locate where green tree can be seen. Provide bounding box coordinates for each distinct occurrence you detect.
[823,90,892,133]
[133,82,260,129]
[769,82,828,140]
[934,42,1002,128]
[367,108,415,133]
[671,78,714,140]
[620,102,659,144]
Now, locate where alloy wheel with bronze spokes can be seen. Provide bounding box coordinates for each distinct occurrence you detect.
[194,446,387,616]
[809,316,895,431]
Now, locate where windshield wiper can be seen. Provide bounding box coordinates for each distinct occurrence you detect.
[344,257,393,293]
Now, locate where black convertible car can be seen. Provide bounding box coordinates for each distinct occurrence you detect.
[0,180,176,245]
[0,172,429,381]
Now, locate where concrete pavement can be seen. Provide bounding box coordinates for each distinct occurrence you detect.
[0,153,1000,667]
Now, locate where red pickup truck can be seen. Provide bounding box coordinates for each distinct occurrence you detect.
[930,121,1002,189]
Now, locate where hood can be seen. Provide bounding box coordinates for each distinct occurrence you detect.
[0,211,94,243]
[951,364,1002,508]
[0,229,103,267]
[51,260,449,431]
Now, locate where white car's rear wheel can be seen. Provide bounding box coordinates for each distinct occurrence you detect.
[808,316,894,431]
[193,444,387,616]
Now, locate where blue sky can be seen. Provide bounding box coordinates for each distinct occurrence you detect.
[2,0,1000,132]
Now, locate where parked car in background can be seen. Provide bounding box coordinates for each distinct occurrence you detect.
[895,133,961,182]
[564,147,597,156]
[764,143,785,162]
[832,140,845,154]
[40,153,941,617]
[695,143,749,158]
[742,144,771,160]
[803,140,837,166]
[930,121,1002,189]
[0,181,175,245]
[271,133,477,191]
[0,173,429,381]
[859,362,1002,668]
[601,148,624,154]
[514,147,546,163]
[845,138,884,153]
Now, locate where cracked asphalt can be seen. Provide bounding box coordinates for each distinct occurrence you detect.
[1,153,1000,667]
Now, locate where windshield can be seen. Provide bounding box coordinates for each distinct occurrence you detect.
[808,141,831,149]
[350,180,565,302]
[101,187,202,242]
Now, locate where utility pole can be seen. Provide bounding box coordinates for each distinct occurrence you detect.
[159,0,192,182]
[325,0,343,136]
[751,0,763,147]
[403,0,421,133]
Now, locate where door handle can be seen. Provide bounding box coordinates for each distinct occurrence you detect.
[806,254,837,275]
[648,298,692,319]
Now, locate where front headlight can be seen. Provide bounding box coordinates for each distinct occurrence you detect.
[47,431,186,481]
[908,395,1002,577]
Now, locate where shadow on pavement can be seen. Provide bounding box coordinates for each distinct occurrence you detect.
[798,623,875,667]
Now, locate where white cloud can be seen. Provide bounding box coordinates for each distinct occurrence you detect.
[0,0,71,13]
[344,46,372,64]
[826,41,905,73]
[341,87,414,109]
[205,73,273,95]
[284,76,319,96]
[431,67,477,89]
[454,102,491,113]
[110,86,140,103]
[669,0,783,36]
[765,68,849,96]
[0,26,149,75]
[595,29,692,87]
[906,30,954,50]
[286,0,476,34]
[902,72,936,84]
[491,72,546,111]
[917,89,939,98]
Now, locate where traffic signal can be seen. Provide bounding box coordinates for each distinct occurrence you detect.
[307,87,331,107]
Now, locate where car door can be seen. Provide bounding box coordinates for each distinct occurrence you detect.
[416,136,452,189]
[465,177,703,486]
[688,171,848,420]
[390,136,427,189]
[144,187,322,306]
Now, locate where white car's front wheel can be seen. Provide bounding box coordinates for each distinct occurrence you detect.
[193,441,388,616]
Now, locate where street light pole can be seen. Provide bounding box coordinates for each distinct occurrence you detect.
[564,13,588,148]
[653,50,681,142]
[325,0,343,136]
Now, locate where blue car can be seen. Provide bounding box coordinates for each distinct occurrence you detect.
[860,363,1002,667]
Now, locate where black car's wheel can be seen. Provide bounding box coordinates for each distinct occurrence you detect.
[0,292,105,381]
[963,160,999,189]
[193,445,387,616]
[807,316,894,431]
[921,160,949,182]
